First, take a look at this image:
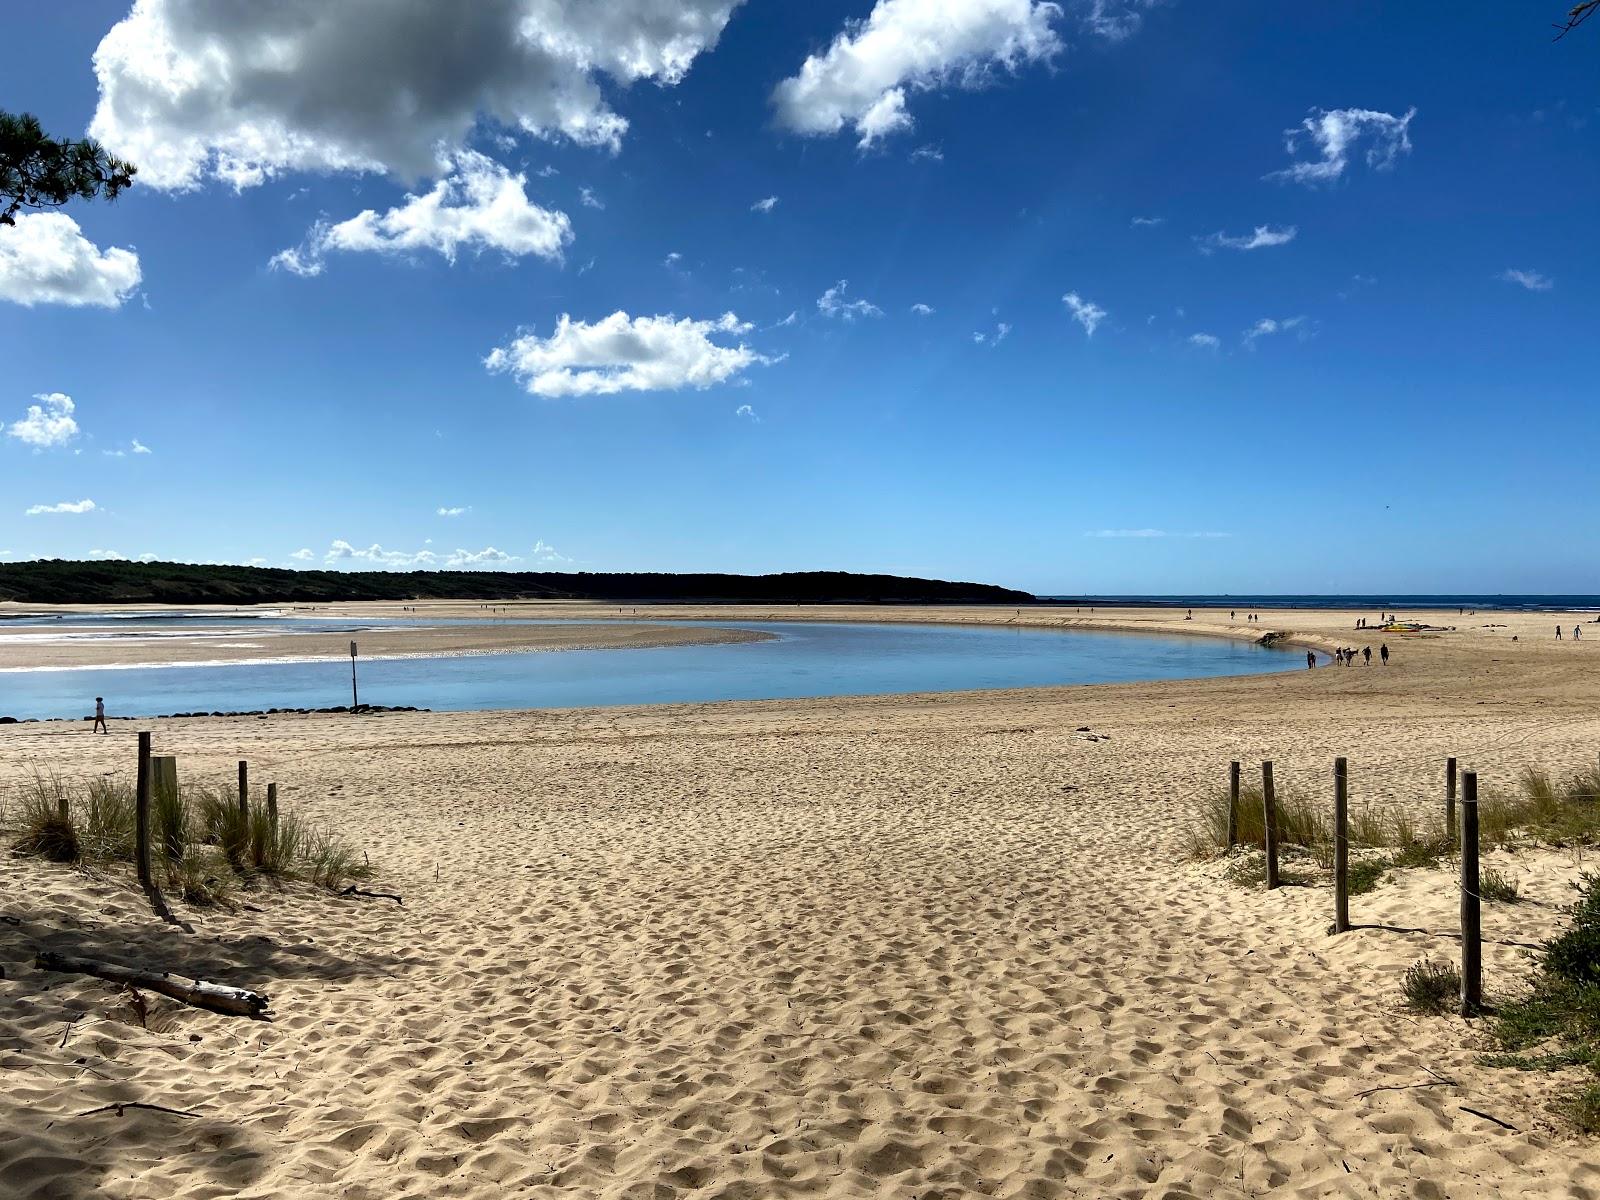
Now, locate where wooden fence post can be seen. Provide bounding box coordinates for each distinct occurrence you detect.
[1446,757,1457,843]
[57,793,69,822]
[152,756,178,799]
[238,760,249,822]
[1227,761,1240,849]
[1460,770,1482,1016]
[135,732,152,893]
[266,783,278,834]
[1333,756,1349,932]
[1262,761,1280,890]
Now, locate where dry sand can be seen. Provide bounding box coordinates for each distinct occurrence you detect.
[3,603,1600,1198]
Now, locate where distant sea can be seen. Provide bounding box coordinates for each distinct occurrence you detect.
[1035,595,1600,613]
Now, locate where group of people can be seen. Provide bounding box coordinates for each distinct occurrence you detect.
[1229,611,1263,623]
[1308,644,1388,669]
[1556,625,1583,641]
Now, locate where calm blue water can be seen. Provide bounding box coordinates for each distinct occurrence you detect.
[0,620,1296,720]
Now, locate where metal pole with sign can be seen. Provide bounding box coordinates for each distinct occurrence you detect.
[350,641,359,711]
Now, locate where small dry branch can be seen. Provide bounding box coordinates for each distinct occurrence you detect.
[35,951,271,1019]
[339,885,402,905]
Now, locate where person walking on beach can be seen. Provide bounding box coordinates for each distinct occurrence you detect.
[1575,626,1582,642]
[1380,643,1389,665]
[1307,650,1316,669]
[92,696,107,734]
[1363,646,1372,665]
[1556,625,1563,640]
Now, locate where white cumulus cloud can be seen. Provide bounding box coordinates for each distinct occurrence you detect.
[272,151,571,275]
[1268,106,1416,185]
[817,280,883,321]
[1187,333,1221,349]
[1199,224,1297,253]
[1500,268,1553,292]
[26,498,97,516]
[323,540,515,570]
[486,311,773,397]
[1063,291,1106,337]
[7,393,79,448]
[772,0,1065,148]
[0,213,141,308]
[910,302,935,315]
[90,0,743,189]
[289,548,314,561]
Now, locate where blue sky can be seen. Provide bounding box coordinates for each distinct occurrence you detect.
[1,1,1595,595]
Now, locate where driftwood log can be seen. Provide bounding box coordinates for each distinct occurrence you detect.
[35,951,271,1019]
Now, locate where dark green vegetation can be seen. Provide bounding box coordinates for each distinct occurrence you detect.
[7,772,370,904]
[1486,875,1600,1133]
[0,560,1033,607]
[0,110,136,226]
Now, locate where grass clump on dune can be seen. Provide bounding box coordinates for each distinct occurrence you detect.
[11,770,371,903]
[1479,767,1600,849]
[12,775,79,864]
[1402,959,1461,1015]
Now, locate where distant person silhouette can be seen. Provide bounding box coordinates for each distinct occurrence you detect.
[92,697,107,734]
[1575,626,1582,642]
[1380,644,1389,665]
[1557,625,1563,640]
[1363,646,1372,665]
[1307,651,1315,669]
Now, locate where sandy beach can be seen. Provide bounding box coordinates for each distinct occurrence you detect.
[3,603,1599,1198]
[0,608,770,671]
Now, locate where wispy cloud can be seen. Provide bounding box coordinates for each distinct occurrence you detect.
[26,498,96,515]
[1199,224,1297,253]
[751,195,778,213]
[1063,291,1107,337]
[1130,215,1165,227]
[972,321,1011,346]
[1242,316,1306,346]
[579,186,604,210]
[817,280,883,321]
[1500,268,1553,292]
[324,539,515,569]
[910,302,934,316]
[436,505,469,517]
[1187,333,1221,349]
[1268,106,1416,185]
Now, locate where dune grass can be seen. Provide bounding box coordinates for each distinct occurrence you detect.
[1192,759,1600,893]
[1402,958,1461,1014]
[10,770,370,902]
[1485,874,1600,1131]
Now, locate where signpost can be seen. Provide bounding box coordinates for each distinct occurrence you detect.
[350,640,359,711]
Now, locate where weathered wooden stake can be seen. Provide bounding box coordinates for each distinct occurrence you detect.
[1333,756,1350,932]
[1227,761,1240,849]
[57,794,69,822]
[266,783,278,834]
[134,732,153,893]
[152,755,178,801]
[1446,757,1458,843]
[1262,760,1280,890]
[237,759,249,822]
[1460,770,1482,1016]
